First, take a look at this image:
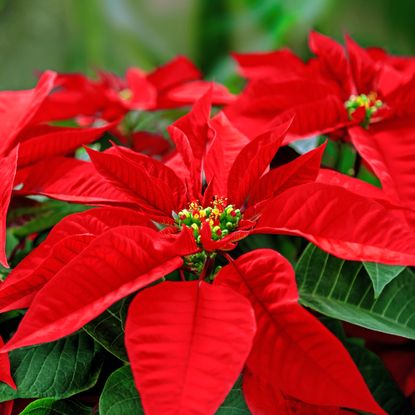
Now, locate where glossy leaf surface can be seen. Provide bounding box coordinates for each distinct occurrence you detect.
[296,244,415,339]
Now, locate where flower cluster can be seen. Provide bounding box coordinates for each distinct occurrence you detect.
[345,92,383,126]
[174,197,241,273]
[0,32,414,415]
[174,198,241,242]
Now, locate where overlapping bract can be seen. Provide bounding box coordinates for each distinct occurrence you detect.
[215,250,385,415]
[14,92,415,264]
[227,31,415,225]
[0,58,233,268]
[0,35,414,415]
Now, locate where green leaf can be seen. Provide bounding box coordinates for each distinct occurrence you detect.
[83,296,132,361]
[19,398,92,415]
[363,262,405,298]
[215,377,251,414]
[10,200,89,238]
[295,244,415,339]
[0,332,103,402]
[238,234,298,264]
[99,365,143,415]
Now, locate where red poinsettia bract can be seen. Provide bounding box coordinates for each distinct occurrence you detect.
[2,93,414,414]
[0,71,117,267]
[0,57,234,268]
[226,31,415,226]
[33,56,234,124]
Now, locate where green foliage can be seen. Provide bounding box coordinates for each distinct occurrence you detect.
[99,366,143,415]
[84,296,133,361]
[296,244,415,339]
[19,398,92,415]
[215,377,251,415]
[0,332,103,403]
[9,200,89,238]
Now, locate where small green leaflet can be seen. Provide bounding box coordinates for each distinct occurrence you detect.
[363,262,405,298]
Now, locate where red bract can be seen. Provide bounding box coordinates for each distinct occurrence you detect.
[228,31,415,139]
[0,71,117,267]
[0,58,234,267]
[215,250,384,414]
[0,401,13,415]
[15,93,415,264]
[33,56,234,124]
[1,93,414,414]
[226,32,415,223]
[125,281,256,414]
[0,336,15,390]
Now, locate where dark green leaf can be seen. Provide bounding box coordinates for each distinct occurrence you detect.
[19,398,92,415]
[363,262,405,298]
[83,296,132,361]
[11,200,89,238]
[295,244,415,339]
[99,365,143,415]
[238,234,298,264]
[0,332,103,402]
[215,377,251,414]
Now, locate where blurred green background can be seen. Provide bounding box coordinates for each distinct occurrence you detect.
[1,0,414,89]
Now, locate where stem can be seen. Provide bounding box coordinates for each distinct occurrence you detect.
[199,254,215,281]
[334,140,343,171]
[353,153,362,178]
[179,269,185,282]
[223,252,233,263]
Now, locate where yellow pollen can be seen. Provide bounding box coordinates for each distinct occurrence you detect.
[119,88,133,101]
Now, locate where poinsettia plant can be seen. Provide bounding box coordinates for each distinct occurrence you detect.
[0,34,414,415]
